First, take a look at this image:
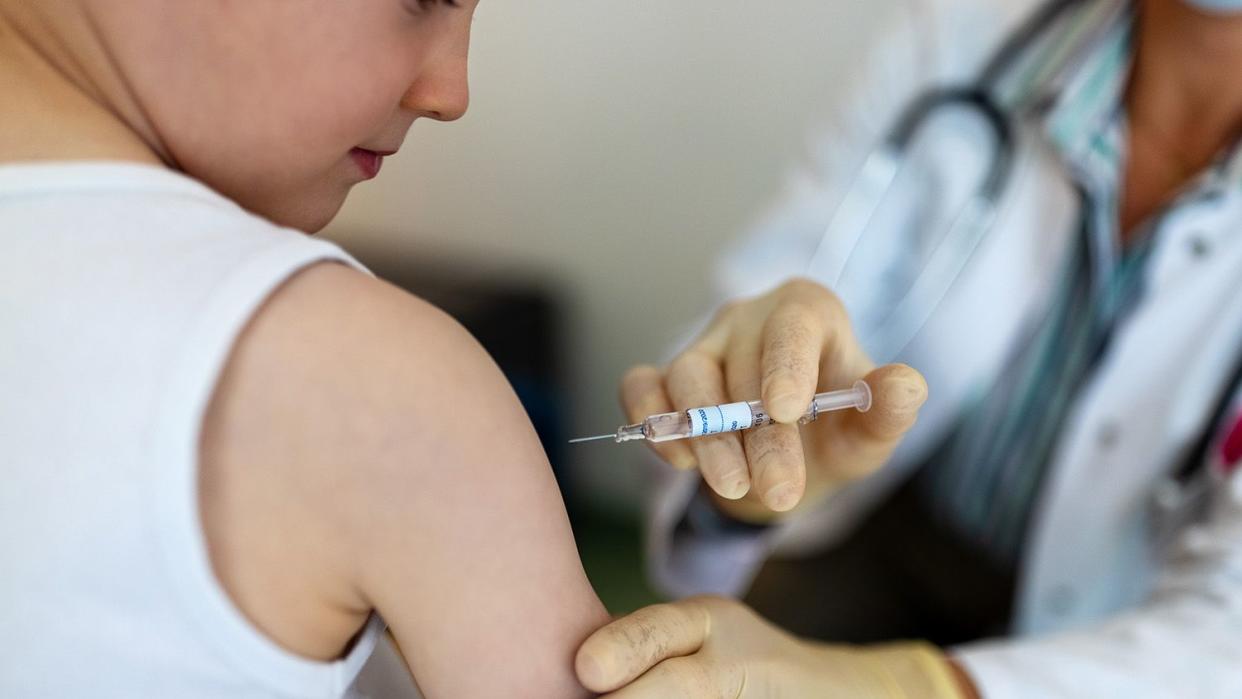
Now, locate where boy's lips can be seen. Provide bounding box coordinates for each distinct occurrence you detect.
[350,147,396,179]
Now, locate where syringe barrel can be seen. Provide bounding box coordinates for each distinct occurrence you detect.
[640,381,871,443]
[641,411,694,442]
[644,400,773,443]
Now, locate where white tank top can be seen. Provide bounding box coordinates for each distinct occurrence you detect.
[0,162,385,698]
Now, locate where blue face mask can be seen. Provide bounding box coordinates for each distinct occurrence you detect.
[1185,0,1242,13]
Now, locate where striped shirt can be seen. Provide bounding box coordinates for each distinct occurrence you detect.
[916,0,1242,567]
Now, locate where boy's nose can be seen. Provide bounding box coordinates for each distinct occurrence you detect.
[402,55,469,122]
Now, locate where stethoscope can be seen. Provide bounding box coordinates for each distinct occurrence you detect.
[806,0,1119,361]
[800,0,1242,536]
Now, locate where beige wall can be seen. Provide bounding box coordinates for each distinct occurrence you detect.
[325,0,891,513]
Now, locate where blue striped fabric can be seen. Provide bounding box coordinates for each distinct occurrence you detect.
[914,3,1173,566]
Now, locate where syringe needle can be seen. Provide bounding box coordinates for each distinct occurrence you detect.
[568,433,615,444]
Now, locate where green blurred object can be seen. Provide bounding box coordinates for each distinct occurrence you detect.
[572,510,663,615]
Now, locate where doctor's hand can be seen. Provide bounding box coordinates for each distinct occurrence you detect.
[621,278,927,520]
[575,596,976,699]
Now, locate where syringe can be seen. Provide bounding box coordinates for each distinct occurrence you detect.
[569,380,871,445]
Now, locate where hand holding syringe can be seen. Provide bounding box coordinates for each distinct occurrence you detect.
[570,381,871,445]
[577,279,927,518]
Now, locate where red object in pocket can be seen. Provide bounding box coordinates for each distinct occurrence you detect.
[1221,413,1242,473]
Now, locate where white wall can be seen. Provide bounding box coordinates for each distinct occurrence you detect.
[325,0,893,514]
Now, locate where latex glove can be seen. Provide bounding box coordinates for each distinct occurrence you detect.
[576,596,975,698]
[620,278,928,520]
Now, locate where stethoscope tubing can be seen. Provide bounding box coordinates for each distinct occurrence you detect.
[805,0,1107,359]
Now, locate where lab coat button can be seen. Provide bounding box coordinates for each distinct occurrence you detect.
[1097,422,1120,449]
[1046,585,1076,615]
[1188,234,1212,259]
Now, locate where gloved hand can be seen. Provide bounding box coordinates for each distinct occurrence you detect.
[620,277,928,519]
[575,596,976,698]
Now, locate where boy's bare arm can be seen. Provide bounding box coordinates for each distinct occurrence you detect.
[201,262,609,698]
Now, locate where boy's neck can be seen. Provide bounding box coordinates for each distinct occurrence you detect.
[0,3,162,166]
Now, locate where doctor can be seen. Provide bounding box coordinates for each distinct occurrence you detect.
[576,0,1242,696]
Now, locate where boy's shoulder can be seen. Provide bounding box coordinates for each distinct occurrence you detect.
[207,260,500,459]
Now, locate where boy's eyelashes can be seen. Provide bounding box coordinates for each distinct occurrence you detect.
[404,0,459,13]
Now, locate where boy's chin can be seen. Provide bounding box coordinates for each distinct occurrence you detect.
[257,191,348,235]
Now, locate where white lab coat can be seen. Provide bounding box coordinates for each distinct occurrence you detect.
[647,0,1242,696]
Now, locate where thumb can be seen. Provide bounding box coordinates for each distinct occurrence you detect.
[822,364,927,477]
[853,364,928,441]
[574,601,709,693]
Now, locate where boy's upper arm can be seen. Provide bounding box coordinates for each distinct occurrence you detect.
[203,262,607,698]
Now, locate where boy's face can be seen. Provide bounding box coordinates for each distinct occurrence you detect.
[93,0,477,232]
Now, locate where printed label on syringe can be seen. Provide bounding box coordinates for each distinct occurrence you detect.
[687,402,755,437]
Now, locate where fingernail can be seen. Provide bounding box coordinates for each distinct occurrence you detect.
[716,471,750,500]
[879,365,929,410]
[763,482,798,511]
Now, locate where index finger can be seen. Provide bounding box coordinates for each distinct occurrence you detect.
[759,298,831,423]
[575,601,709,694]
